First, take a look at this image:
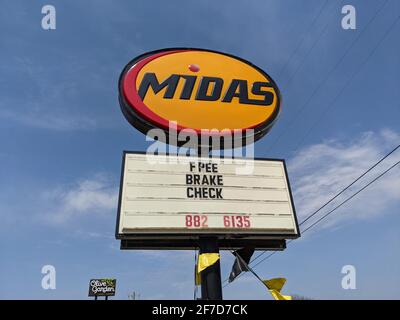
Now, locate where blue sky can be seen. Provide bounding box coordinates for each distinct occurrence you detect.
[0,0,399,299]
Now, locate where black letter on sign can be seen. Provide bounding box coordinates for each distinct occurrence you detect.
[251,82,274,105]
[138,72,180,100]
[223,80,274,106]
[186,174,193,184]
[180,75,197,100]
[196,77,223,101]
[222,79,249,104]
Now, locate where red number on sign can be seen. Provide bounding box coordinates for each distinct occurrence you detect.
[231,216,238,228]
[201,215,208,227]
[193,215,200,227]
[185,215,192,227]
[236,216,244,228]
[223,215,251,228]
[243,216,250,228]
[185,215,208,228]
[223,216,230,227]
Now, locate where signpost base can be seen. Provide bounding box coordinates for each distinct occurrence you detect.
[199,237,223,300]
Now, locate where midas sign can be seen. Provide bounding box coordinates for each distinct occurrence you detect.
[119,48,281,144]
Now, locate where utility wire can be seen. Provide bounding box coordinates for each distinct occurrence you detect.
[284,0,342,85]
[265,0,390,154]
[278,0,331,77]
[253,9,399,258]
[253,158,400,269]
[285,13,400,159]
[299,143,400,226]
[248,143,400,268]
[245,1,397,268]
[223,146,400,287]
[300,159,400,235]
[223,0,396,291]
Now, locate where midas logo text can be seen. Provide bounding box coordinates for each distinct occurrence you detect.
[138,72,274,106]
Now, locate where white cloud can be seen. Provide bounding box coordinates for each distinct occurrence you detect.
[41,174,118,224]
[288,129,400,230]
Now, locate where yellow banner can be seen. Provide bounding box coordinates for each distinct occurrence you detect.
[195,264,201,286]
[263,278,286,292]
[197,253,220,273]
[269,289,292,301]
[263,278,292,300]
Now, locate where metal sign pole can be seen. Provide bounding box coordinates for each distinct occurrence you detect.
[199,237,223,300]
[197,145,223,300]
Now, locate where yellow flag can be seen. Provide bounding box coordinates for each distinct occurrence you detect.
[197,253,220,273]
[263,278,286,292]
[195,264,201,286]
[269,289,292,301]
[263,278,292,300]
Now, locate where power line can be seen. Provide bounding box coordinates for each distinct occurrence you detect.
[285,13,400,158]
[223,146,400,287]
[300,159,400,235]
[284,0,342,85]
[247,142,400,268]
[278,0,331,77]
[242,2,397,271]
[265,0,390,154]
[234,0,390,272]
[245,5,400,269]
[225,159,399,286]
[223,0,396,291]
[253,157,399,267]
[299,143,400,226]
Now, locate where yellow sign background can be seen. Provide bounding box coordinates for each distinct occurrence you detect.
[136,51,279,131]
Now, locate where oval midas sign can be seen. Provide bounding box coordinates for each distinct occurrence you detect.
[119,48,281,145]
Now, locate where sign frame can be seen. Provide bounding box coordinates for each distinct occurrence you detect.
[115,151,300,250]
